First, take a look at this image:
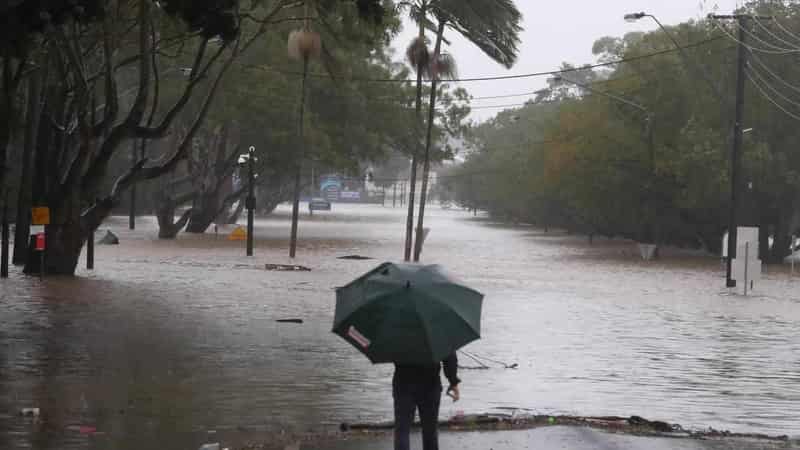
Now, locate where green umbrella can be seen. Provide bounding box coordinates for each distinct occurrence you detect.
[333,262,484,365]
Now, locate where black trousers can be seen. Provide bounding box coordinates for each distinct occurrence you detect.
[393,382,442,450]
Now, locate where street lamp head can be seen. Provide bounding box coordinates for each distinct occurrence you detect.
[624,12,647,22]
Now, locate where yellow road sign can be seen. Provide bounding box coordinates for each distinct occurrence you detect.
[31,207,50,225]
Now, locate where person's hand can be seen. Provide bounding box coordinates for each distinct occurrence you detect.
[446,384,460,402]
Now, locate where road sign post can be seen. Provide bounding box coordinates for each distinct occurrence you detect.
[35,232,45,280]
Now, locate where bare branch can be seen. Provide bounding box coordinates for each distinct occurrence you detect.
[133,38,218,139]
[79,0,152,190]
[94,14,119,137]
[97,36,241,201]
[240,0,292,54]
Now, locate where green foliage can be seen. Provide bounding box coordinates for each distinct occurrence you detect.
[448,1,800,256]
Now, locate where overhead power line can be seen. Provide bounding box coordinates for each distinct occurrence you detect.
[746,63,800,109]
[239,35,726,84]
[734,19,797,52]
[747,51,800,95]
[771,18,800,46]
[751,16,800,50]
[711,17,800,54]
[745,68,800,121]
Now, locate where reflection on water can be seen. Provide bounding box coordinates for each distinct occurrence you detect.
[1,204,799,449]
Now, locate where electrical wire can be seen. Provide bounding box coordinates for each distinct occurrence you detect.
[711,17,800,54]
[238,35,726,84]
[469,90,547,101]
[734,18,798,52]
[747,50,800,95]
[772,18,800,46]
[745,63,800,109]
[751,16,800,50]
[745,68,800,121]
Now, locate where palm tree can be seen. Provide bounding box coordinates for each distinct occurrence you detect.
[412,0,522,261]
[398,0,434,261]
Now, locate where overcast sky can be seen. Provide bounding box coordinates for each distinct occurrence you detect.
[391,0,741,122]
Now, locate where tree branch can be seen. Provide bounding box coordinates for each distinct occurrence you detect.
[79,0,152,190]
[88,35,241,206]
[133,38,219,139]
[93,14,119,137]
[213,186,247,220]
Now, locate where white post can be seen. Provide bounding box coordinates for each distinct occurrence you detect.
[792,235,796,277]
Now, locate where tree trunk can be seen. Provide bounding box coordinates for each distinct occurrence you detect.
[225,199,245,224]
[185,186,227,233]
[24,198,87,276]
[0,54,15,206]
[185,203,219,233]
[413,19,446,262]
[13,66,42,265]
[157,203,192,239]
[404,8,427,262]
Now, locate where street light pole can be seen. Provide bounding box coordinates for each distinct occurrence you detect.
[624,12,724,100]
[246,146,256,257]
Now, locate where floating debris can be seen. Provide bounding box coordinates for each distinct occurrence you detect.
[337,255,373,260]
[276,319,304,324]
[265,264,311,272]
[97,230,119,245]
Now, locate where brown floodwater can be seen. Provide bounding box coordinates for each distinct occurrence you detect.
[1,203,799,449]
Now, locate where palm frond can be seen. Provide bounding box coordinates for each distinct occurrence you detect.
[406,36,431,76]
[434,0,522,68]
[430,52,458,80]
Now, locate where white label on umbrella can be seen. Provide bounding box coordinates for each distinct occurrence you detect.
[348,326,371,349]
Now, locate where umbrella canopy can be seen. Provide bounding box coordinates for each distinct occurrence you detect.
[333,262,483,365]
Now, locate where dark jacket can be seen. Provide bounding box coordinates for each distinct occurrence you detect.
[393,353,460,389]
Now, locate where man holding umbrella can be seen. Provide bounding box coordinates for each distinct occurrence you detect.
[333,263,483,450]
[392,352,461,450]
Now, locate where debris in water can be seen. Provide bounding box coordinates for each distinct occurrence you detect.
[265,264,311,272]
[97,230,120,245]
[337,255,373,260]
[19,408,40,417]
[276,319,304,324]
[199,444,221,450]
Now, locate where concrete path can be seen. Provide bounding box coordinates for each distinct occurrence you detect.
[301,427,796,450]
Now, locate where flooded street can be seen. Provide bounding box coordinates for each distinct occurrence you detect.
[2,203,799,449]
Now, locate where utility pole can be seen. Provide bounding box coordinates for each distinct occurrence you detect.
[246,146,256,257]
[711,14,752,288]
